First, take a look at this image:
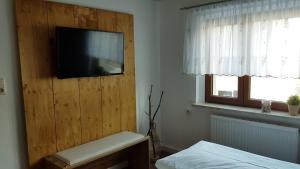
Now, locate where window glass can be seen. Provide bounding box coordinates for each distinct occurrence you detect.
[250,77,300,102]
[213,76,238,98]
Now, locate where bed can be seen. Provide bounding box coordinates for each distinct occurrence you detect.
[156,141,300,169]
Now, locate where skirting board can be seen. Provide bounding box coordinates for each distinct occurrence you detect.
[107,161,128,169]
[159,143,181,154]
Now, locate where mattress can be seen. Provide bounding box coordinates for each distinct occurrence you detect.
[156,141,300,169]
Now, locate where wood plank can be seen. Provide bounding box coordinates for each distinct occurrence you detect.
[78,78,102,143]
[119,75,136,132]
[47,2,82,151]
[74,6,102,143]
[74,6,98,29]
[116,14,136,131]
[116,13,135,76]
[101,76,122,136]
[15,0,57,168]
[47,2,76,31]
[97,10,122,136]
[97,9,117,32]
[52,79,82,150]
[22,92,57,169]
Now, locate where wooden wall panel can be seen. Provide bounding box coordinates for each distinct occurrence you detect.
[101,77,122,136]
[97,10,122,136]
[117,14,136,131]
[98,10,117,32]
[75,6,98,29]
[75,7,103,143]
[47,2,82,151]
[52,80,82,150]
[15,1,136,168]
[15,1,57,168]
[78,78,103,143]
[117,13,135,76]
[120,75,136,132]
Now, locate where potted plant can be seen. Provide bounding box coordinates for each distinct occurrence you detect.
[287,95,300,116]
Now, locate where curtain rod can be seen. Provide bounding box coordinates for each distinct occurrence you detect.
[180,0,233,10]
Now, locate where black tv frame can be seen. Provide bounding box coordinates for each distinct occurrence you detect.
[55,26,125,79]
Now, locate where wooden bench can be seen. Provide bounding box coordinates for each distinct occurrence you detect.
[45,131,149,169]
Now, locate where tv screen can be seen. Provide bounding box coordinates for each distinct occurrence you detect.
[56,27,124,79]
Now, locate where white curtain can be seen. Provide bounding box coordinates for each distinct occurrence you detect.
[183,0,300,78]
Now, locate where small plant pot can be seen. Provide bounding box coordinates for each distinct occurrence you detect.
[288,105,300,116]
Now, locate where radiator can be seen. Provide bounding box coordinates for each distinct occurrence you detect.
[210,115,299,163]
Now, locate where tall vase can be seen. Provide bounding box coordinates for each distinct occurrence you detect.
[149,122,160,161]
[288,105,299,116]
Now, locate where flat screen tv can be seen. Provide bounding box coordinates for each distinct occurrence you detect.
[56,27,124,79]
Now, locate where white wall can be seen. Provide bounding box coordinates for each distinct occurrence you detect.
[159,0,300,153]
[0,0,160,169]
[0,0,28,168]
[159,0,217,150]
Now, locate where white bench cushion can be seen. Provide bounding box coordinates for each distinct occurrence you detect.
[55,131,146,167]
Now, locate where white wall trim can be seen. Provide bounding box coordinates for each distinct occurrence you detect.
[159,143,182,153]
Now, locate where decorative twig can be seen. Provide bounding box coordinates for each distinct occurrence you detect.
[152,91,164,122]
[147,91,164,136]
[146,85,164,159]
[146,91,164,136]
[148,85,153,134]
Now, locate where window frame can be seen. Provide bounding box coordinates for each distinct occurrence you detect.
[205,75,288,112]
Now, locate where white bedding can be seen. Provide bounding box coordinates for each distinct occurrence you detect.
[156,141,300,169]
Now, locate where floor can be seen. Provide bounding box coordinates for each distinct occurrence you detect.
[150,150,172,169]
[150,163,157,169]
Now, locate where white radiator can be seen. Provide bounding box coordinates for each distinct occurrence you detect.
[210,115,299,163]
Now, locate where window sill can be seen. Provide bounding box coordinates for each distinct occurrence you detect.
[192,102,300,121]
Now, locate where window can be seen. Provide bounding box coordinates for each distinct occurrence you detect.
[212,76,238,98]
[205,75,300,112]
[205,75,244,106]
[184,0,300,112]
[250,77,300,102]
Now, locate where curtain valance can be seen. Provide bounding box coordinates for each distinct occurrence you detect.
[183,0,300,78]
